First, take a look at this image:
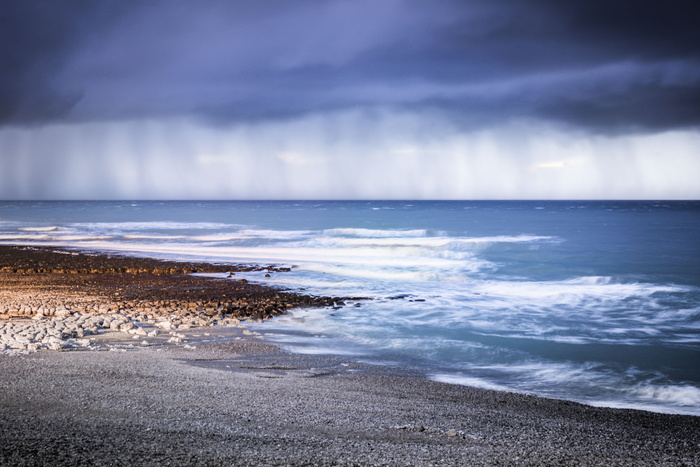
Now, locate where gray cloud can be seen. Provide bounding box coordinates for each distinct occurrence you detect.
[0,1,130,123]
[2,0,699,133]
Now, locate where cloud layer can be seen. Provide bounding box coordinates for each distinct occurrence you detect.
[3,0,700,132]
[1,1,699,199]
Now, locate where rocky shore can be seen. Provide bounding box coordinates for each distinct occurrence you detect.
[1,245,699,465]
[0,246,353,353]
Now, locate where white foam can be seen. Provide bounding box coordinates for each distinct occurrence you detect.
[18,226,60,232]
[584,399,700,416]
[434,362,700,414]
[72,221,236,231]
[274,345,368,356]
[310,237,448,247]
[238,229,313,239]
[122,235,187,240]
[53,235,116,241]
[470,277,685,303]
[256,277,366,290]
[302,236,557,260]
[187,230,313,242]
[0,234,116,242]
[629,384,700,407]
[429,373,514,392]
[301,264,469,283]
[460,234,557,244]
[66,241,484,274]
[320,232,555,248]
[323,228,428,237]
[189,235,249,242]
[0,234,51,240]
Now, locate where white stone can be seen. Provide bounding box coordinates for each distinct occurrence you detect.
[128,326,147,336]
[9,341,26,350]
[12,334,30,344]
[43,336,63,350]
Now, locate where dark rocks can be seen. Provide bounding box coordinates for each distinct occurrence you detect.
[388,294,411,300]
[0,246,267,276]
[0,246,367,328]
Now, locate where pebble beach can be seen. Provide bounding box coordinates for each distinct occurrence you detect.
[1,246,699,466]
[0,246,346,355]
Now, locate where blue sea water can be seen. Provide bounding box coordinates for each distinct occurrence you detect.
[1,200,699,415]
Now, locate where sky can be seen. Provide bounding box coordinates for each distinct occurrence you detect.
[1,0,699,200]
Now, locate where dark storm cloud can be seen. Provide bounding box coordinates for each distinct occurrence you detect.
[2,0,699,133]
[0,1,132,123]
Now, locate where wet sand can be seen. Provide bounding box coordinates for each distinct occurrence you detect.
[1,246,698,465]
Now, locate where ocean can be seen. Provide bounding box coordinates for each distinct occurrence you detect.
[1,200,698,415]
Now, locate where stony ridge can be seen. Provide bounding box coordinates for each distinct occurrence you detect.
[0,245,288,275]
[0,245,364,353]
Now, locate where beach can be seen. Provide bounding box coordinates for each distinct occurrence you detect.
[1,246,699,466]
[0,246,348,353]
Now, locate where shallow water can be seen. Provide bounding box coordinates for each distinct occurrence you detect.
[1,200,699,414]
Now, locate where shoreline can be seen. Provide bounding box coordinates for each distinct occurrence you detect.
[0,245,351,353]
[1,245,699,465]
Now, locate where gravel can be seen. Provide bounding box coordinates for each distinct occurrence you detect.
[1,340,698,466]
